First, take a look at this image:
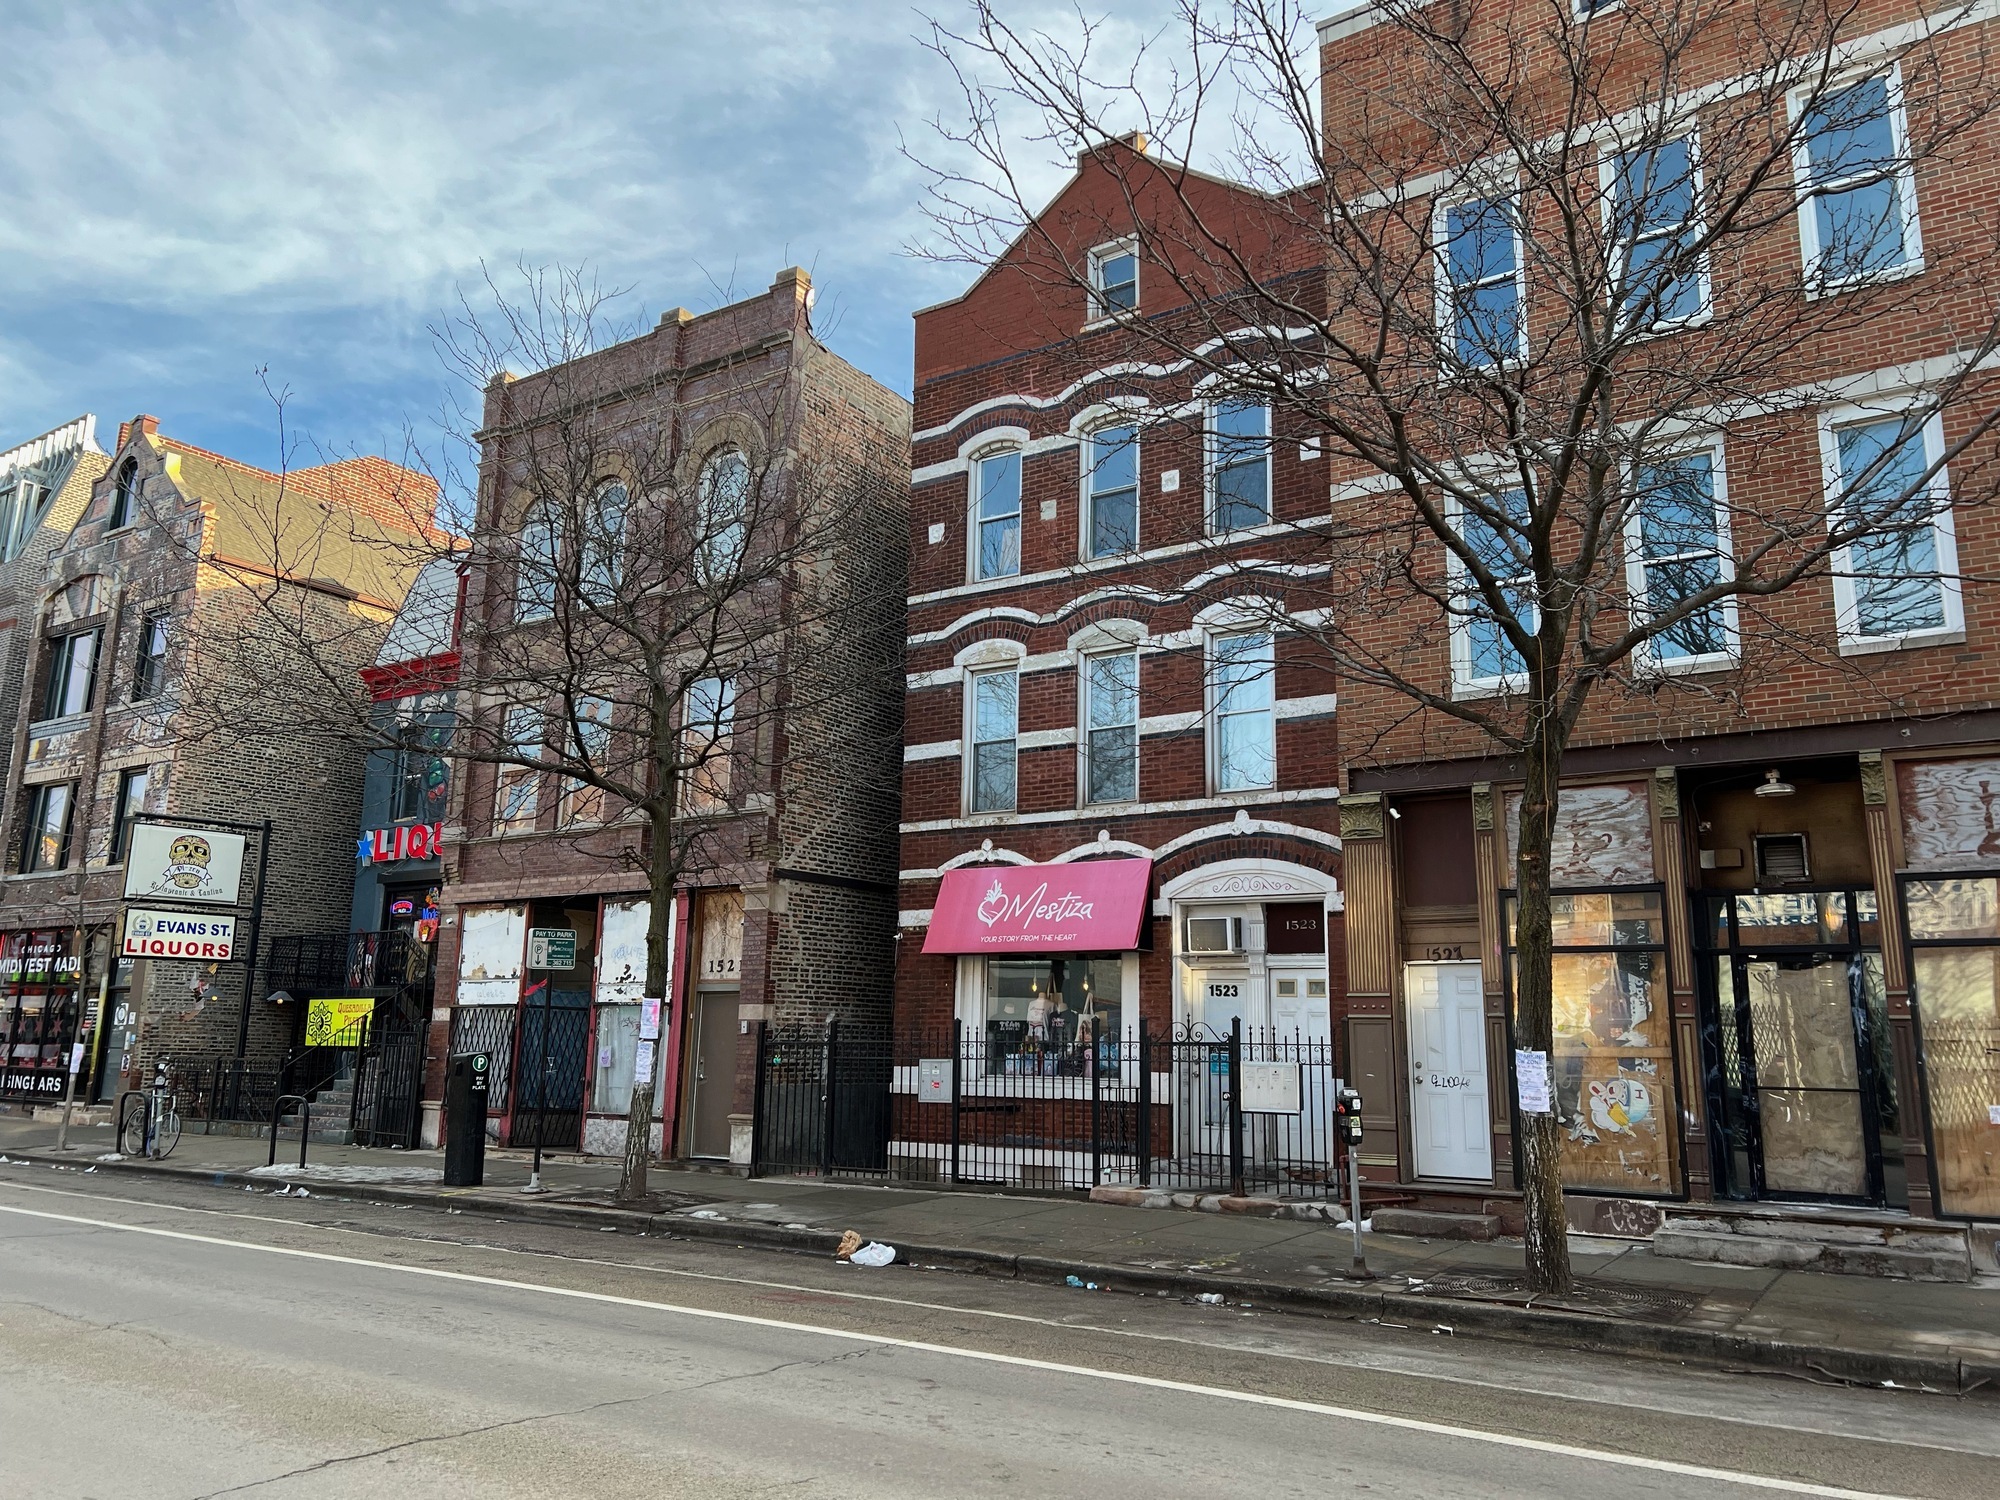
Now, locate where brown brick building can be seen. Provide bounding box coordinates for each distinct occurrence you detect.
[433,270,909,1166]
[1313,0,2000,1240]
[0,415,436,1111]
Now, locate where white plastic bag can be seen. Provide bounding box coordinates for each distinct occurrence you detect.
[848,1241,896,1267]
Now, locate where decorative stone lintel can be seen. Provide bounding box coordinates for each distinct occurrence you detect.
[1340,792,1385,841]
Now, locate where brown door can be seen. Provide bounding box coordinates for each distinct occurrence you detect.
[688,990,737,1158]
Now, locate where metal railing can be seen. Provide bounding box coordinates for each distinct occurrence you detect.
[267,929,431,995]
[751,1019,1344,1198]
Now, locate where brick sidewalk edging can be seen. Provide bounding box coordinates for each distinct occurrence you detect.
[11,1146,1994,1399]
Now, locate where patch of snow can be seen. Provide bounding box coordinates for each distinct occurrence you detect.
[246,1164,443,1185]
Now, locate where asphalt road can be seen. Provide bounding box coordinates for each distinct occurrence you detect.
[1,1168,1995,1499]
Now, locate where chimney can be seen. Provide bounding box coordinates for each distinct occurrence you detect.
[117,414,160,450]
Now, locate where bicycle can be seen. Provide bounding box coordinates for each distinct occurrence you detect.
[120,1060,182,1160]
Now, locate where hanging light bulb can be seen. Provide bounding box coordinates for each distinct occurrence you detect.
[1753,768,1796,798]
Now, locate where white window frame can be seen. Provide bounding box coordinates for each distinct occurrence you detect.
[1081,423,1140,560]
[557,694,615,827]
[1621,439,1739,673]
[965,665,1020,814]
[969,447,1024,582]
[1601,129,1711,334]
[680,675,738,816]
[1206,630,1276,794]
[108,460,140,531]
[515,501,559,623]
[1433,188,1528,375]
[1081,648,1140,806]
[955,952,1140,1095]
[1087,238,1140,322]
[1205,399,1272,535]
[581,480,627,600]
[697,449,750,580]
[1817,400,1962,654]
[494,705,543,833]
[1791,65,1924,297]
[1445,490,1535,696]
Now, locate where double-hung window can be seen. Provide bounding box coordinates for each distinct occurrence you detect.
[1452,489,1536,688]
[699,451,750,579]
[560,695,614,825]
[973,451,1022,580]
[1820,409,1959,647]
[1091,243,1138,317]
[1209,401,1271,532]
[1211,632,1275,792]
[392,696,453,824]
[1627,448,1735,665]
[681,677,736,815]
[516,503,559,622]
[1440,194,1523,369]
[494,706,542,832]
[1083,651,1139,804]
[132,613,170,701]
[1085,426,1138,558]
[41,630,97,721]
[111,767,149,862]
[21,783,73,873]
[1610,136,1706,328]
[582,481,627,599]
[1796,73,1921,289]
[968,668,1018,813]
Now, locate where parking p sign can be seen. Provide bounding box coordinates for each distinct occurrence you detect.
[527,927,578,970]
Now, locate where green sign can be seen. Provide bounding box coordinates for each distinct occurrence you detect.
[527,928,578,971]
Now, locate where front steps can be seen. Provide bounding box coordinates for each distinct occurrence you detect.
[1652,1204,1974,1282]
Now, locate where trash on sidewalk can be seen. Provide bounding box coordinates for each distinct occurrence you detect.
[1195,1292,1225,1305]
[849,1241,896,1267]
[1064,1275,1099,1290]
[835,1229,864,1259]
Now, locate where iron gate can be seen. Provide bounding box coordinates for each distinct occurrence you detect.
[352,1029,425,1148]
[510,1000,590,1151]
[751,1022,892,1177]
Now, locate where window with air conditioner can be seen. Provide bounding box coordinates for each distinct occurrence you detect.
[1183,914,1246,954]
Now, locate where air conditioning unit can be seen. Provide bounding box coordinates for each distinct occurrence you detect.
[1184,915,1247,954]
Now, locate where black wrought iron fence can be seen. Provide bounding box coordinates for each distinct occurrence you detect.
[751,1018,1343,1197]
[449,1005,517,1113]
[352,1029,426,1148]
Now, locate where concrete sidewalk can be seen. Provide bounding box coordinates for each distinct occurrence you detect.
[4,1116,1995,1396]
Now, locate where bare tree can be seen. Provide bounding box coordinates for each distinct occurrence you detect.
[185,266,908,1204]
[913,0,2000,1289]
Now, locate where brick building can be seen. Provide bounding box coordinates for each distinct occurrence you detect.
[1311,0,2000,1243]
[893,141,1346,1189]
[433,269,909,1165]
[0,415,438,1113]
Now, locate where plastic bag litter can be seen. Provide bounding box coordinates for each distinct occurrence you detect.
[1195,1292,1225,1305]
[848,1241,896,1267]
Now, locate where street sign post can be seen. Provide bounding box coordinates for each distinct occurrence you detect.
[527,928,578,971]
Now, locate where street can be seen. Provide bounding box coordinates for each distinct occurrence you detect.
[1,1171,1994,1498]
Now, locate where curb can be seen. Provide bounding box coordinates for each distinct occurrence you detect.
[12,1149,1992,1399]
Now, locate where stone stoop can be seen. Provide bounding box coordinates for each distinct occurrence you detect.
[1368,1207,1505,1241]
[1652,1207,1973,1282]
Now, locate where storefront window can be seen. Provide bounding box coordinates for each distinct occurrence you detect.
[1904,875,2000,1217]
[591,1003,642,1115]
[982,957,1121,1076]
[1506,889,1680,1194]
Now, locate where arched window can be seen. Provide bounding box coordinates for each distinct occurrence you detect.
[698,449,750,578]
[581,481,628,600]
[515,500,560,622]
[109,460,140,530]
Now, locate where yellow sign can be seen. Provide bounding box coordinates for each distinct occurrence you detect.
[303,997,376,1046]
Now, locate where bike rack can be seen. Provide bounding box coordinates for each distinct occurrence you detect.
[268,1094,311,1170]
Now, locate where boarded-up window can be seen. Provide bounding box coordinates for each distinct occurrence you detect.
[596,899,656,1004]
[1897,758,2000,870]
[457,904,525,1005]
[1506,782,1655,886]
[696,890,744,985]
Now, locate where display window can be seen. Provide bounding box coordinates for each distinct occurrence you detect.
[979,956,1123,1077]
[1506,889,1682,1194]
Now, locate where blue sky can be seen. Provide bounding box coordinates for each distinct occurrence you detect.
[1,1,1205,472]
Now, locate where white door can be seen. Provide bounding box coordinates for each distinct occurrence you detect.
[1405,961,1493,1181]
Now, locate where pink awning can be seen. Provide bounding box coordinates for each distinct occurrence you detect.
[923,859,1152,954]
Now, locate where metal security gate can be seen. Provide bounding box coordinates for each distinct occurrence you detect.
[751,1022,892,1178]
[510,1001,590,1151]
[353,1029,425,1148]
[449,1006,517,1113]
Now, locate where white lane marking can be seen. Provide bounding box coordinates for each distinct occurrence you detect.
[0,1198,1910,1499]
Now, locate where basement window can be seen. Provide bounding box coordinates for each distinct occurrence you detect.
[1755,834,1811,885]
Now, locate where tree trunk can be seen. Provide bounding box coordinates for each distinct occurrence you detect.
[615,802,678,1204]
[1512,718,1572,1294]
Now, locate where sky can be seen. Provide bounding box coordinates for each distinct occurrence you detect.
[0,0,1226,476]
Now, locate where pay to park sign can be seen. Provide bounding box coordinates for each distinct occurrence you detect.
[122,909,237,961]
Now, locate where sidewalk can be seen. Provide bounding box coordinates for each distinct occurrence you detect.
[4,1116,1995,1397]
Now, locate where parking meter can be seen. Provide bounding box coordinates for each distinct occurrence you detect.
[444,1052,490,1187]
[1334,1087,1372,1278]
